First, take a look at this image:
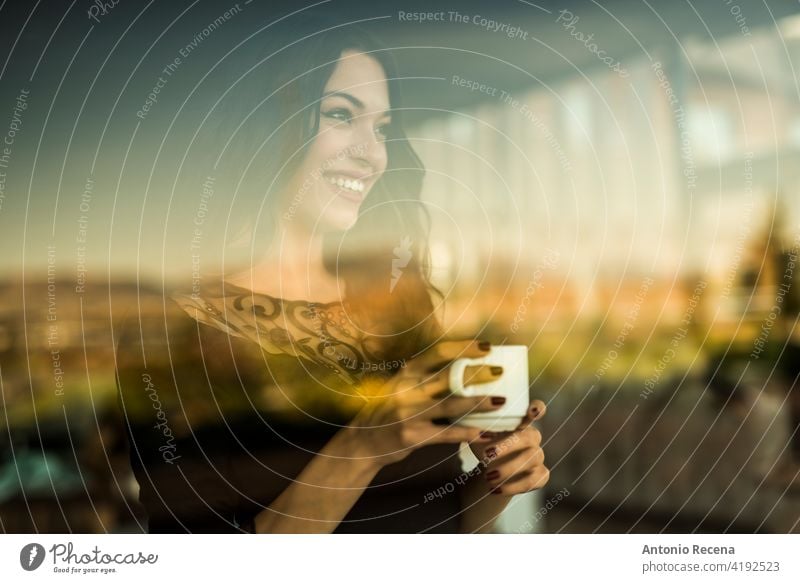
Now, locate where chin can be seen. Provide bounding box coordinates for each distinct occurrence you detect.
[323,209,361,232]
[318,195,365,232]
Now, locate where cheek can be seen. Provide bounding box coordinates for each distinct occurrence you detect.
[375,146,388,175]
[306,128,349,167]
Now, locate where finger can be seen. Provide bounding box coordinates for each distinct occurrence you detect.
[422,393,508,421]
[462,364,505,386]
[406,339,492,374]
[530,399,547,420]
[474,427,540,463]
[420,423,494,445]
[513,399,547,431]
[488,464,550,496]
[484,447,545,487]
[408,363,503,401]
[382,366,449,404]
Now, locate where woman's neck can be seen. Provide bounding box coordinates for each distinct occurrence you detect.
[226,222,344,303]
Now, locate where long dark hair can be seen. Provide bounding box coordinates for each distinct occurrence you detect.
[194,13,443,362]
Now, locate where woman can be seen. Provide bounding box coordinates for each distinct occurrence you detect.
[115,15,548,533]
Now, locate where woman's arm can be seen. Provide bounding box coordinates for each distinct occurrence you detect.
[254,341,510,533]
[252,426,381,534]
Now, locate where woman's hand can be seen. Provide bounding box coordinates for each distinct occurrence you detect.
[346,340,504,468]
[468,400,549,496]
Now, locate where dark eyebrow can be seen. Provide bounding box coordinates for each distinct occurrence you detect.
[321,91,391,118]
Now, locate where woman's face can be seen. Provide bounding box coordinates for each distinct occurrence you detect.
[284,50,391,232]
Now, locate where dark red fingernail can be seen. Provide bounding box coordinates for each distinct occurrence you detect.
[491,396,506,406]
[479,431,495,440]
[478,341,491,351]
[490,366,503,376]
[490,486,502,495]
[530,407,539,416]
[486,470,500,480]
[485,447,497,459]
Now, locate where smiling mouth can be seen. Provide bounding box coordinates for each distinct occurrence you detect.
[326,174,365,192]
[325,174,366,201]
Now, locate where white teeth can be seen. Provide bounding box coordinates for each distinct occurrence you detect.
[327,175,364,193]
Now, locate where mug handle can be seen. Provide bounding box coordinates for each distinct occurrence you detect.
[449,357,481,396]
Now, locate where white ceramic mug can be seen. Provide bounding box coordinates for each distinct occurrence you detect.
[448,345,530,431]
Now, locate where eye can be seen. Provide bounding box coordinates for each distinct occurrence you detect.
[322,108,352,124]
[375,123,391,141]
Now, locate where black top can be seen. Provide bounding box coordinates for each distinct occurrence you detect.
[114,282,467,533]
